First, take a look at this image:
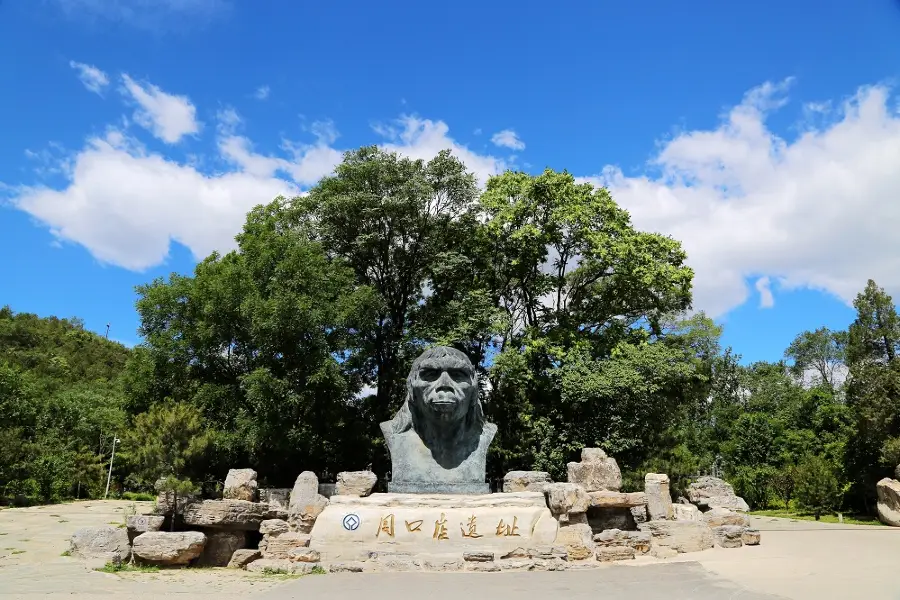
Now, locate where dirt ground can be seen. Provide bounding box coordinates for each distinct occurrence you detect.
[1,500,899,600]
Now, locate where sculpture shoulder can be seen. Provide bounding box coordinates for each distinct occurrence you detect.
[379,420,393,438]
[482,421,498,441]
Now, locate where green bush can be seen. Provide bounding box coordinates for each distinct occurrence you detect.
[121,492,155,502]
[795,455,844,519]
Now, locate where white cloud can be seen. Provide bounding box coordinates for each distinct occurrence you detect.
[755,276,775,309]
[69,61,109,95]
[491,129,525,151]
[120,75,200,144]
[13,129,296,270]
[11,77,900,327]
[580,80,900,318]
[376,116,507,186]
[254,85,270,100]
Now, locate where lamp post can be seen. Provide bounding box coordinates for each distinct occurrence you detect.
[104,436,120,499]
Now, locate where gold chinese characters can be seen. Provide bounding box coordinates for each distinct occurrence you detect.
[373,513,523,540]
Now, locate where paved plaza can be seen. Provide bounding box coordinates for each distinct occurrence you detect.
[1,501,899,600]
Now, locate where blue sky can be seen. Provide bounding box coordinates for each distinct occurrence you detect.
[1,0,898,362]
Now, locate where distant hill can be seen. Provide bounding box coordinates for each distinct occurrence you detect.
[0,306,130,392]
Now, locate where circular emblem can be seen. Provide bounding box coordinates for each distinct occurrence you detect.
[342,513,361,531]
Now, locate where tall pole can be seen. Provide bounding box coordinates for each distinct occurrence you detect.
[105,323,110,339]
[104,436,119,499]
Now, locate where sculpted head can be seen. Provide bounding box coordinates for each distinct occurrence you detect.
[386,346,484,437]
[407,346,478,425]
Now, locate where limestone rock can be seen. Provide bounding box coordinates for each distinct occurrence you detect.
[555,512,594,560]
[132,531,206,565]
[503,471,552,493]
[259,488,291,510]
[741,528,761,545]
[423,557,464,571]
[673,503,701,522]
[876,478,900,526]
[592,528,652,555]
[595,546,635,562]
[711,525,744,548]
[197,530,246,567]
[261,532,310,559]
[182,499,280,531]
[639,520,715,554]
[318,483,337,498]
[288,547,320,563]
[228,548,260,569]
[567,448,622,492]
[155,489,199,516]
[288,471,329,533]
[328,562,365,573]
[651,546,678,559]
[702,507,750,528]
[467,562,500,572]
[259,519,290,536]
[645,473,674,521]
[463,551,494,562]
[335,471,377,497]
[498,558,535,571]
[588,491,647,508]
[126,515,164,534]
[69,526,131,564]
[546,482,591,518]
[630,504,649,524]
[223,468,258,502]
[527,546,569,561]
[687,476,750,512]
[246,558,313,574]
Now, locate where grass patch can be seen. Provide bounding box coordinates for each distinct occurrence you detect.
[58,519,69,523]
[750,509,887,526]
[60,550,71,557]
[11,550,25,555]
[122,492,155,502]
[97,562,160,574]
[310,565,327,575]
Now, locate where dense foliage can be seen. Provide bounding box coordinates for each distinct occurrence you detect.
[3,146,900,516]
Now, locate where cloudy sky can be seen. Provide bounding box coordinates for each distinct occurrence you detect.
[2,0,899,361]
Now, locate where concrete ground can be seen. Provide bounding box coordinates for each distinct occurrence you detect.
[2,501,899,600]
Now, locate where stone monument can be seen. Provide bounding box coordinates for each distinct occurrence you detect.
[380,346,497,494]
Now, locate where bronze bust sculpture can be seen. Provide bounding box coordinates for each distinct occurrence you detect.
[380,346,496,494]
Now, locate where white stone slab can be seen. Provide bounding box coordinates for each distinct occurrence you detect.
[309,492,558,561]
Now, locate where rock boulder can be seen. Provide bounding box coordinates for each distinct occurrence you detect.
[546,482,591,520]
[197,531,246,567]
[503,471,552,493]
[132,531,206,565]
[567,448,621,492]
[335,471,377,497]
[69,526,131,564]
[711,525,744,548]
[673,503,701,522]
[687,476,749,512]
[228,548,261,569]
[182,499,281,530]
[288,471,329,533]
[639,520,715,555]
[645,473,674,521]
[702,507,750,528]
[876,478,900,526]
[223,468,258,502]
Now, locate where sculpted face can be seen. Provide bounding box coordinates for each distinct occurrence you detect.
[409,351,477,424]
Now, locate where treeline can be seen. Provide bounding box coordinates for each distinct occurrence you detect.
[2,146,899,517]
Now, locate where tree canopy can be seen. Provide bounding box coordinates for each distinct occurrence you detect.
[3,147,900,520]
